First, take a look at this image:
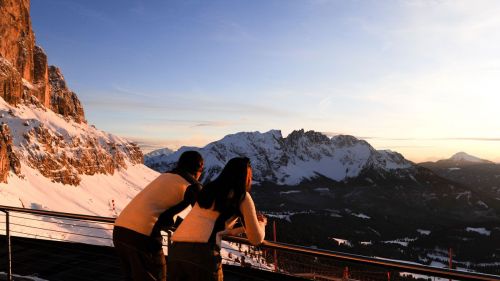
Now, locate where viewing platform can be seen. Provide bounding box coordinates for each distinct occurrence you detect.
[1,205,499,281]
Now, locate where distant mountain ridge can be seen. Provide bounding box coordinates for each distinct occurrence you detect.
[145,129,415,185]
[430,152,494,167]
[420,152,500,202]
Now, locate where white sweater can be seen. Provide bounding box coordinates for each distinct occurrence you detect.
[115,173,190,236]
[172,192,266,246]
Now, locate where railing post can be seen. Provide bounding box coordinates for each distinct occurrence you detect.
[2,210,12,281]
[167,231,172,249]
[273,221,278,272]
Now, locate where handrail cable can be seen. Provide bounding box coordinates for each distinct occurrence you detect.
[0,205,114,223]
[6,214,114,230]
[5,222,112,240]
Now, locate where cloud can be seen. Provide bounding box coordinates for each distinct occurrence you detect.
[84,89,296,118]
[191,121,234,128]
[126,135,215,154]
[368,137,500,142]
[319,133,500,142]
[111,85,158,99]
[436,137,500,142]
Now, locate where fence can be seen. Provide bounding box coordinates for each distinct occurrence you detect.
[1,205,500,281]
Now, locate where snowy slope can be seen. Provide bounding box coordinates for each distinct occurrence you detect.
[145,129,414,185]
[0,96,159,217]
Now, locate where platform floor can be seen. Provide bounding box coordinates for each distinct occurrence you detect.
[0,236,306,281]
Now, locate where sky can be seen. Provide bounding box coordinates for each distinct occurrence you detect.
[30,0,500,163]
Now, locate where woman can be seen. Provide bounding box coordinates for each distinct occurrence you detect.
[168,157,266,281]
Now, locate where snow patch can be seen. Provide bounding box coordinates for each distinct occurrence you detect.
[331,237,353,247]
[279,190,301,195]
[382,237,417,247]
[466,227,491,236]
[352,213,370,219]
[417,229,431,235]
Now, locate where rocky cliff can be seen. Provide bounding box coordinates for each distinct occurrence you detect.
[0,0,35,84]
[0,0,142,184]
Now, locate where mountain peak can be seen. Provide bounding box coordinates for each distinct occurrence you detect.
[449,152,492,164]
[285,129,330,145]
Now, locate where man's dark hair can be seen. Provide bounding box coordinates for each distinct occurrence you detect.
[175,150,204,176]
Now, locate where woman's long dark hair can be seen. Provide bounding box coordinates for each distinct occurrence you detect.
[197,157,251,214]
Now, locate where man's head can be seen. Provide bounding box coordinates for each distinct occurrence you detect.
[176,150,204,180]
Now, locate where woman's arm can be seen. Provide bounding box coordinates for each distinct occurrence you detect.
[240,192,266,245]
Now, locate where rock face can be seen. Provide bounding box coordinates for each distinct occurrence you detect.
[49,66,85,123]
[0,58,23,105]
[0,0,143,185]
[1,0,82,118]
[0,123,21,182]
[33,46,50,106]
[0,0,35,82]
[21,123,142,185]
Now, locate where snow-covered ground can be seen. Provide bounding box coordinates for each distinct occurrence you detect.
[0,163,158,245]
[221,241,274,270]
[1,163,158,216]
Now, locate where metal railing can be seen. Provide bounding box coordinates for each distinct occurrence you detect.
[1,205,500,281]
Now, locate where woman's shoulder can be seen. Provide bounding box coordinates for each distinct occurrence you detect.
[240,192,256,209]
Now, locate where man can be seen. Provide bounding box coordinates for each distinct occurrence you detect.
[113,150,204,281]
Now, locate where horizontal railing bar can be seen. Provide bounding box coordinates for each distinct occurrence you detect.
[0,205,115,223]
[223,236,500,281]
[2,205,499,281]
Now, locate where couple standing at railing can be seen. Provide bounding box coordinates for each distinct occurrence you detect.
[113,151,267,281]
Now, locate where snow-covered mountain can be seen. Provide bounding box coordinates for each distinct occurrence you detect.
[0,0,158,217]
[446,152,493,165]
[145,129,414,185]
[144,147,174,170]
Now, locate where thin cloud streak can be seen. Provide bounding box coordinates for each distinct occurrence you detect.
[127,136,216,153]
[192,121,234,128]
[319,132,500,142]
[84,95,296,117]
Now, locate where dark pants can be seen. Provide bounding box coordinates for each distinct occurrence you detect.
[167,242,223,281]
[113,227,166,281]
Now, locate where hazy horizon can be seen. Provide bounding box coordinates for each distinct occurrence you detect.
[31,0,500,164]
[135,128,500,164]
